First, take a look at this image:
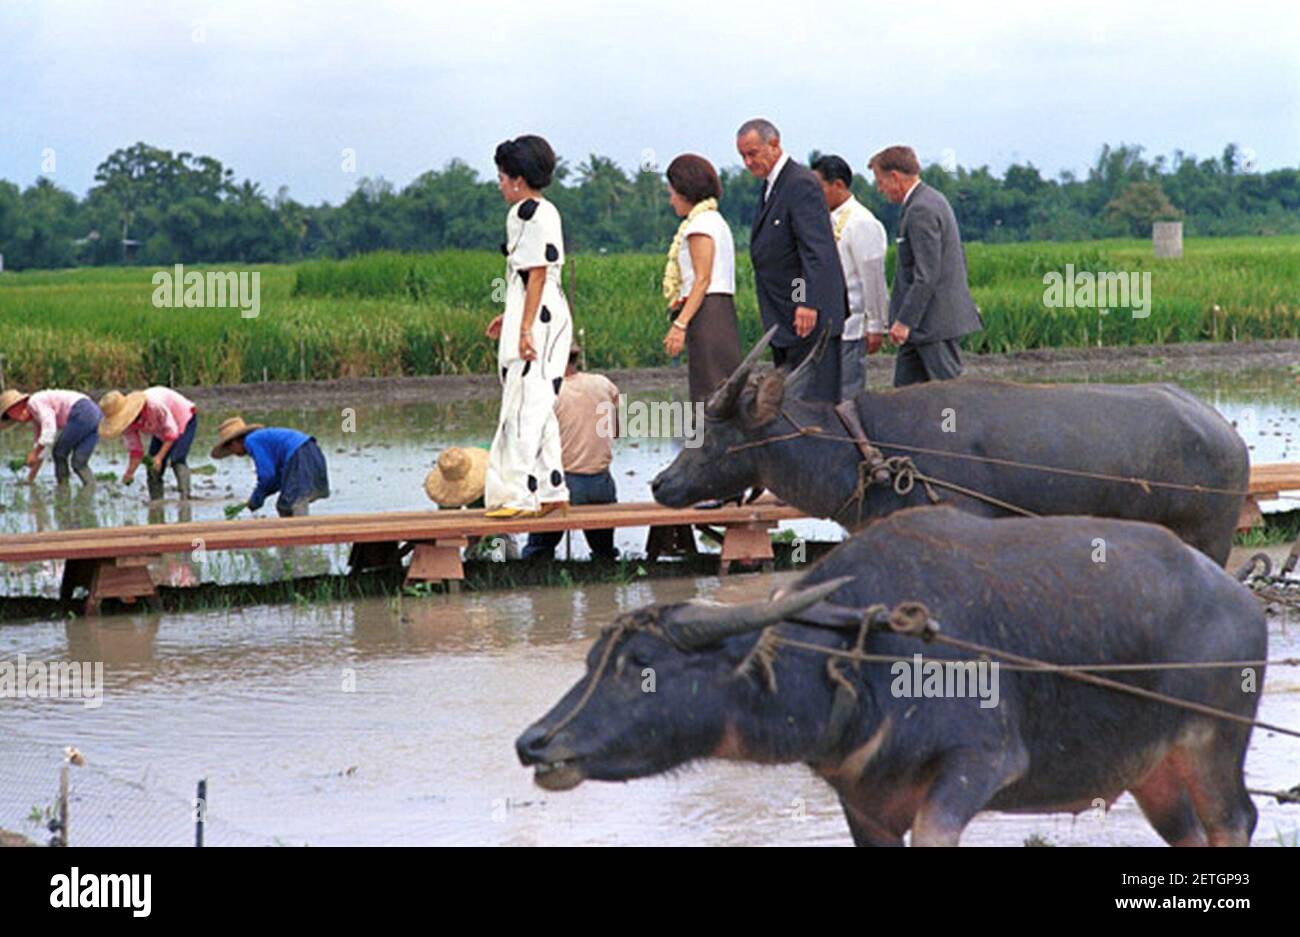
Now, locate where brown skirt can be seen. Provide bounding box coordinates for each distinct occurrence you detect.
[685,293,742,404]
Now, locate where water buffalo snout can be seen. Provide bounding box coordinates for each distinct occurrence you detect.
[515,723,555,766]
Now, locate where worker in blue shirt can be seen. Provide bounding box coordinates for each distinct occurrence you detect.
[211,417,330,517]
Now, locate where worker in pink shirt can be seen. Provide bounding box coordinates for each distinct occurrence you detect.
[98,387,199,501]
[0,388,103,486]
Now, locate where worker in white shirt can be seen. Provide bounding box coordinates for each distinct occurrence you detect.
[811,155,889,400]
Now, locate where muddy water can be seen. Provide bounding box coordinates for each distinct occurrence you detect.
[1,367,1299,845]
[2,366,1298,596]
[0,389,843,596]
[0,563,1296,846]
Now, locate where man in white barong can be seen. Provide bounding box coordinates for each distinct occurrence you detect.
[811,154,889,400]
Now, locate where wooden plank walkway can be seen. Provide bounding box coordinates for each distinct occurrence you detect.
[3,463,1297,615]
[1248,462,1300,498]
[0,500,805,613]
[1240,462,1300,528]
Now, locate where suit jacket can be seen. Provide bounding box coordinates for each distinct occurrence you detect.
[889,181,983,344]
[749,159,846,347]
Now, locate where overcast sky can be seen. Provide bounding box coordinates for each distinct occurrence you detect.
[2,0,1297,204]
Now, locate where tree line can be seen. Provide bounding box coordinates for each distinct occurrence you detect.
[0,141,1296,271]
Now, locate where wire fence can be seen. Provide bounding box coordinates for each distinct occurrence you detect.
[0,722,278,847]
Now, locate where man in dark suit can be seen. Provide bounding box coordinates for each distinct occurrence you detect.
[868,145,983,386]
[737,118,846,402]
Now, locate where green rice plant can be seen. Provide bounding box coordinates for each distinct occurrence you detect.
[3,237,1299,387]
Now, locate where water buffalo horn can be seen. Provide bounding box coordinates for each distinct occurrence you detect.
[783,327,831,399]
[705,325,779,419]
[668,575,855,648]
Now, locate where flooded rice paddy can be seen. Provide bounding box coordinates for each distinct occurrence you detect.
[1,366,1298,845]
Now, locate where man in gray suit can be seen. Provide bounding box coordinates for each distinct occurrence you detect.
[868,145,983,386]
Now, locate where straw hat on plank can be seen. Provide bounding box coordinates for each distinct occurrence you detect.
[425,447,489,507]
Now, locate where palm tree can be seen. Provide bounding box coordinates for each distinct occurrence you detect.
[576,155,632,224]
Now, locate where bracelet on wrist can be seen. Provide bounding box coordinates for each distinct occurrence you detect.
[672,320,688,332]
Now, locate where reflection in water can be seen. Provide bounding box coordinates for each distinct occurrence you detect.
[4,368,1297,595]
[64,618,162,668]
[1,370,1299,844]
[0,569,1295,846]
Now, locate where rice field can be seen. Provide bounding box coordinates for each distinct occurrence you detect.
[1,236,1298,389]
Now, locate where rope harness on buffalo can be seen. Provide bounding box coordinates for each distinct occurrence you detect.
[771,599,1300,805]
[723,404,1253,529]
[762,598,1300,742]
[726,403,1300,610]
[541,588,1300,806]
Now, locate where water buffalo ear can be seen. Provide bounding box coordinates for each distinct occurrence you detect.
[745,370,785,426]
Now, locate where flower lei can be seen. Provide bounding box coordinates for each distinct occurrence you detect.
[832,198,856,242]
[661,197,719,302]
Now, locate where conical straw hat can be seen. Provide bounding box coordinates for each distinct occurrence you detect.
[424,447,490,507]
[0,389,30,428]
[210,416,266,459]
[97,390,148,439]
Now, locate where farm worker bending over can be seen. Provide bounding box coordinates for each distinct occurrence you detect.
[0,388,103,487]
[211,417,330,517]
[98,386,199,501]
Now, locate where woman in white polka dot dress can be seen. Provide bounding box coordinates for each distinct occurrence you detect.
[484,135,572,519]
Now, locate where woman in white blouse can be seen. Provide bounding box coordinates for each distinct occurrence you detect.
[661,154,741,403]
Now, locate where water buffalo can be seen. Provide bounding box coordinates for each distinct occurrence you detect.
[651,329,1249,565]
[517,507,1266,846]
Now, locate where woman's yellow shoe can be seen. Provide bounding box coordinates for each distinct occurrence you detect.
[485,502,567,520]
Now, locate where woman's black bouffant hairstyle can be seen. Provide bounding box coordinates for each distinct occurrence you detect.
[494,135,556,190]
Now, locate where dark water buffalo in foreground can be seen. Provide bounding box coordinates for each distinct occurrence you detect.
[651,330,1249,565]
[518,507,1266,846]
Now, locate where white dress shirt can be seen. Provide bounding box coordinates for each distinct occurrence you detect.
[763,151,790,203]
[831,196,889,340]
